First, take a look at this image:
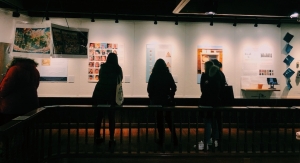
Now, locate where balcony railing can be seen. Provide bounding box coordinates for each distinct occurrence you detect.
[0,105,300,162]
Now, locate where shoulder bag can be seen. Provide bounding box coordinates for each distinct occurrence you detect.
[116,75,124,105]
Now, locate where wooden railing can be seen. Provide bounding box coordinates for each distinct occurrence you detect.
[0,105,300,162]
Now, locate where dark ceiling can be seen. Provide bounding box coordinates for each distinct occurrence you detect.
[1,0,300,24]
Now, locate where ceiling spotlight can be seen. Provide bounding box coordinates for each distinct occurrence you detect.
[46,16,50,20]
[91,18,95,22]
[115,14,119,23]
[277,20,281,28]
[254,18,258,27]
[290,12,299,18]
[210,16,213,26]
[205,11,216,15]
[154,15,157,25]
[233,17,237,27]
[12,9,20,17]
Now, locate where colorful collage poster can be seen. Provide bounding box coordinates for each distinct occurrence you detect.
[146,44,172,82]
[88,42,124,82]
[197,45,223,83]
[13,27,51,54]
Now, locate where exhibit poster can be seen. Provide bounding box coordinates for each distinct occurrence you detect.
[13,27,51,54]
[38,58,68,82]
[51,24,88,57]
[197,45,223,84]
[88,42,124,82]
[146,44,172,82]
[241,47,275,88]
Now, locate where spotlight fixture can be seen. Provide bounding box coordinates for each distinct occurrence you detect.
[115,14,119,23]
[210,16,213,26]
[254,18,258,27]
[91,12,95,22]
[290,12,299,18]
[45,11,50,20]
[12,9,20,17]
[154,15,157,25]
[205,11,216,15]
[175,16,178,25]
[277,20,281,28]
[232,17,237,26]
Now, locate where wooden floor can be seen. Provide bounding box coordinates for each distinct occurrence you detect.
[43,126,300,163]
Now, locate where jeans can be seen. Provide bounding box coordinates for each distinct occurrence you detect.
[204,118,219,144]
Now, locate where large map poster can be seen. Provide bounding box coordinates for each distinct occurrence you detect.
[88,42,124,82]
[146,44,172,82]
[13,27,51,54]
[197,45,223,83]
[51,24,88,57]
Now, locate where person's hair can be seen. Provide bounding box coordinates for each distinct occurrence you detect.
[106,53,119,65]
[204,61,214,74]
[7,57,38,68]
[211,59,222,68]
[152,58,169,74]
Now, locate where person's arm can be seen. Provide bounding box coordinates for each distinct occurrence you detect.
[0,67,18,98]
[168,73,176,98]
[200,73,206,93]
[147,74,154,95]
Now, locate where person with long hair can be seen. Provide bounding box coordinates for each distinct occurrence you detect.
[0,57,40,126]
[147,58,178,146]
[92,53,123,148]
[200,61,222,149]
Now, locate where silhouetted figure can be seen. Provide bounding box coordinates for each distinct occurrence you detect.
[147,58,178,146]
[92,53,123,148]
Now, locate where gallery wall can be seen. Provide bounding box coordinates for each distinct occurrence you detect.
[1,9,300,99]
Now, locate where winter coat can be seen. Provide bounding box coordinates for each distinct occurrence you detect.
[0,58,40,114]
[147,71,176,105]
[92,63,123,105]
[200,65,222,106]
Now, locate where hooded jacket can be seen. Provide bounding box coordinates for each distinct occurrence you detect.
[0,58,40,114]
[200,65,222,106]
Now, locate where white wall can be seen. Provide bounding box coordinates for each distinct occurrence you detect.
[1,9,300,99]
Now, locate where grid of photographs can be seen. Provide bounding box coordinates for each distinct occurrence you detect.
[88,42,118,82]
[259,69,274,76]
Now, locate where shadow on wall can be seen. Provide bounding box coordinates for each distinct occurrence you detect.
[296,77,300,86]
[281,87,290,98]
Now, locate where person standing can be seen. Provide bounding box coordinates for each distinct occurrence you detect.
[0,57,40,126]
[211,59,227,141]
[200,61,222,149]
[147,58,178,146]
[92,53,123,148]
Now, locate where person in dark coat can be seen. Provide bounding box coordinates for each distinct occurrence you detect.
[211,59,227,141]
[92,53,123,147]
[200,61,222,148]
[147,58,178,146]
[0,57,40,126]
